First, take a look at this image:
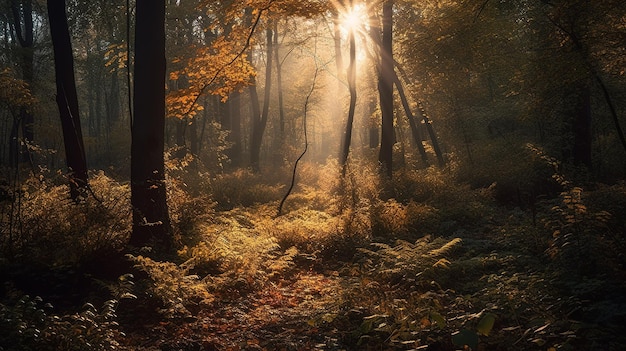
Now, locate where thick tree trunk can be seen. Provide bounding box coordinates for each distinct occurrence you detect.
[129,0,172,252]
[378,0,394,178]
[47,0,89,201]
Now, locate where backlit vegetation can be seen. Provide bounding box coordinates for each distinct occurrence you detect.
[3,151,625,349]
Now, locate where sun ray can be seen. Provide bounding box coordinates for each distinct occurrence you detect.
[333,0,370,37]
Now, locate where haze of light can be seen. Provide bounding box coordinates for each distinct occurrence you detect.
[339,3,368,36]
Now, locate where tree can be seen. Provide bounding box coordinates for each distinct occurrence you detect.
[339,7,357,177]
[8,0,34,166]
[377,0,393,177]
[129,0,172,252]
[47,0,89,201]
[545,0,626,169]
[393,72,428,165]
[250,25,274,172]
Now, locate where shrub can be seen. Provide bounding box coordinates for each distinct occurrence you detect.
[208,169,284,210]
[1,171,130,266]
[0,295,123,351]
[266,207,371,260]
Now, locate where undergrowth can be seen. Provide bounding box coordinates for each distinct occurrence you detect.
[0,171,130,267]
[1,155,625,350]
[0,295,124,351]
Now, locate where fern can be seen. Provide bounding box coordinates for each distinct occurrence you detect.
[358,236,462,287]
[545,185,612,277]
[127,254,213,318]
[429,237,462,257]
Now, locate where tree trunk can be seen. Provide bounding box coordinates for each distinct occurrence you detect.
[393,73,428,165]
[10,0,34,165]
[228,91,242,167]
[189,115,198,155]
[274,21,285,145]
[330,9,344,160]
[249,26,273,172]
[129,0,172,252]
[378,0,394,178]
[340,28,357,177]
[47,0,89,201]
[419,105,445,167]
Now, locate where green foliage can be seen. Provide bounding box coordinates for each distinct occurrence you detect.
[0,295,123,351]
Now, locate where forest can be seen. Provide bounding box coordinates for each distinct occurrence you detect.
[1,0,625,350]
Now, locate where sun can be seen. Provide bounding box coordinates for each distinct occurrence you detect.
[337,2,368,36]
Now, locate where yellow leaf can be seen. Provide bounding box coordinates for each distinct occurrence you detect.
[476,313,496,336]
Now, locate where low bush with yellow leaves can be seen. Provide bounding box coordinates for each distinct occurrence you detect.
[1,171,130,266]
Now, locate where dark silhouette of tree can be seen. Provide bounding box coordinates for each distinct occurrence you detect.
[378,0,394,178]
[9,0,34,166]
[392,73,428,166]
[273,20,286,146]
[129,0,172,252]
[227,91,242,166]
[340,15,357,177]
[250,25,274,172]
[47,0,88,201]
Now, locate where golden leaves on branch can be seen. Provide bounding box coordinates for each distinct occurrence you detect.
[104,43,128,72]
[0,68,36,110]
[166,39,256,120]
[167,0,331,121]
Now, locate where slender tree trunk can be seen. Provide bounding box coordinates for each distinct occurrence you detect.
[393,73,428,165]
[368,97,379,148]
[552,17,626,156]
[175,118,185,147]
[250,26,273,172]
[10,0,34,165]
[197,99,209,157]
[395,63,445,167]
[274,21,285,144]
[378,0,394,178]
[129,0,172,252]
[47,0,89,201]
[189,116,198,155]
[228,91,242,167]
[340,28,357,177]
[418,104,445,167]
[331,9,344,160]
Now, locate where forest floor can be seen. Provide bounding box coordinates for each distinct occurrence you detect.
[2,168,626,350]
[118,198,626,350]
